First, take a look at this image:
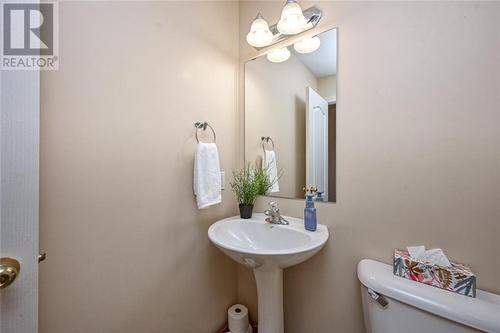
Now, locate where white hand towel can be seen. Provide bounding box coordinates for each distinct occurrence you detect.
[194,143,222,209]
[262,149,279,193]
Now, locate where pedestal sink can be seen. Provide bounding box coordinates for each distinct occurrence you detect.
[208,213,329,333]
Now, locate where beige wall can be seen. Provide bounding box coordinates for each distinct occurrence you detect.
[239,2,500,332]
[245,54,317,198]
[38,2,500,332]
[318,74,337,102]
[40,2,239,332]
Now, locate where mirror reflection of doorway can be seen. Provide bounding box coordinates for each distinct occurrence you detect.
[328,103,336,202]
[307,87,329,200]
[306,87,336,202]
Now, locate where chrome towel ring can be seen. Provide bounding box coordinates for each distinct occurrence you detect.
[261,136,275,151]
[194,121,216,143]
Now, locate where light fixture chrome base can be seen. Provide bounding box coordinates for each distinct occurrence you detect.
[252,6,322,51]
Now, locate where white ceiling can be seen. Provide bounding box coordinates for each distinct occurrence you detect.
[295,28,337,78]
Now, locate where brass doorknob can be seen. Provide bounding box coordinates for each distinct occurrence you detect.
[0,257,21,289]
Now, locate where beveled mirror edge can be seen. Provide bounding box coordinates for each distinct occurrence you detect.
[243,25,338,205]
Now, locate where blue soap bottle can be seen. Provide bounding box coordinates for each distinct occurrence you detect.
[304,191,317,231]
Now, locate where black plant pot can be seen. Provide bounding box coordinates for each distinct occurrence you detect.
[239,204,254,219]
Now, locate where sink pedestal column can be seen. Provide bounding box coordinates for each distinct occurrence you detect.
[253,267,284,333]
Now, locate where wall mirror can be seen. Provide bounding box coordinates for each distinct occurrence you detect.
[244,27,337,203]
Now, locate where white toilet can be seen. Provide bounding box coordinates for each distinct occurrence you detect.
[358,259,500,333]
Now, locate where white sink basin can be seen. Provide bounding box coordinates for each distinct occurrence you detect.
[208,213,329,333]
[208,213,329,269]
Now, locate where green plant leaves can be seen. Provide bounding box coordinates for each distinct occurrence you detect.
[230,162,282,205]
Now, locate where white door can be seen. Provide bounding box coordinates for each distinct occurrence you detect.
[0,69,40,330]
[306,87,329,200]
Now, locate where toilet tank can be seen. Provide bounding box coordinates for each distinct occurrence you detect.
[357,259,500,333]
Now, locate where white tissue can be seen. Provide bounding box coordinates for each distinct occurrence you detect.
[407,245,426,260]
[424,248,452,267]
[406,246,452,267]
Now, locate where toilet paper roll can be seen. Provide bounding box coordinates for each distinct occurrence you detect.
[228,304,249,333]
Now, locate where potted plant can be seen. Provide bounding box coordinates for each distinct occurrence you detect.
[254,164,280,196]
[230,162,281,219]
[230,163,257,219]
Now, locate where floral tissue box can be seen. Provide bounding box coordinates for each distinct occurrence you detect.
[393,249,476,297]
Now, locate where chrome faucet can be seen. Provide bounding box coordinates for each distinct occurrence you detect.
[264,201,289,225]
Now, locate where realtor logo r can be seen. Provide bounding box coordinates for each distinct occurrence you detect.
[2,2,58,70]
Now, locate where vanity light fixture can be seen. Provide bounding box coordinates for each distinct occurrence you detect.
[245,3,322,50]
[293,35,321,54]
[246,13,273,48]
[266,47,291,63]
[277,0,308,35]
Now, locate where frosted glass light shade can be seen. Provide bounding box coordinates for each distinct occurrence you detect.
[277,0,308,35]
[246,14,273,47]
[266,47,291,63]
[293,36,321,54]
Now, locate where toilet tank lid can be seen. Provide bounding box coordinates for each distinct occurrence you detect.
[357,259,500,333]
